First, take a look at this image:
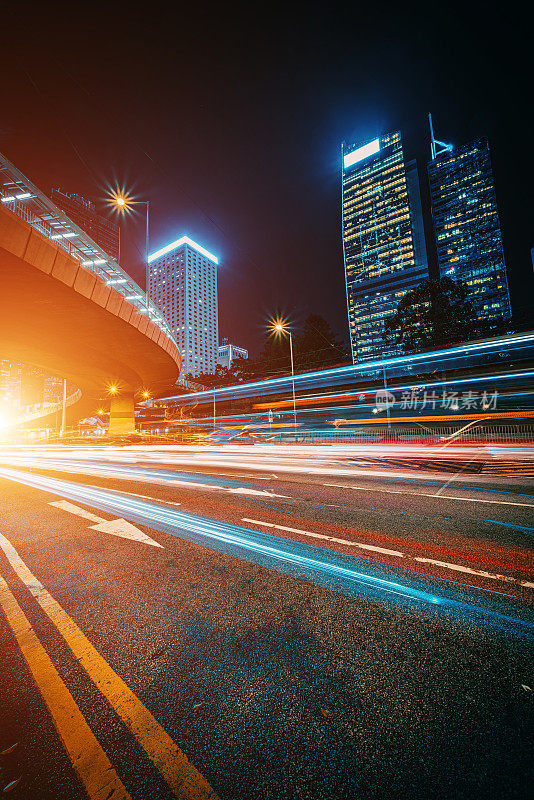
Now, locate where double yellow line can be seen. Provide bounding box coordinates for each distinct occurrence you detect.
[0,532,219,800]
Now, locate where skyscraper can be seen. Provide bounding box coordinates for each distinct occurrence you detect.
[147,236,218,378]
[342,131,429,362]
[51,189,120,262]
[427,136,511,323]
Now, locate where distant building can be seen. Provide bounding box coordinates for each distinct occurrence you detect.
[51,188,120,262]
[342,131,429,362]
[147,236,219,378]
[0,360,22,410]
[427,136,511,323]
[218,340,248,370]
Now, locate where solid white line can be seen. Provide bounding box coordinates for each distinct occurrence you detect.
[323,483,534,508]
[241,517,404,557]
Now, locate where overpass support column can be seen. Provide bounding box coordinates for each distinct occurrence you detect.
[108,391,136,435]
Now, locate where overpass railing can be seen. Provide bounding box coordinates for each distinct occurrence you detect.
[0,150,176,345]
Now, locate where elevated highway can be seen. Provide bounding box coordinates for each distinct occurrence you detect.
[0,202,180,434]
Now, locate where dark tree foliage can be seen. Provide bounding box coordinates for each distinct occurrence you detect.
[292,314,350,371]
[385,277,488,351]
[194,314,350,388]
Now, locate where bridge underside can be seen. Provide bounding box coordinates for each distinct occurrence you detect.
[0,205,181,434]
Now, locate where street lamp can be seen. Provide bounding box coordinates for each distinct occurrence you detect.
[111,191,150,271]
[269,316,297,437]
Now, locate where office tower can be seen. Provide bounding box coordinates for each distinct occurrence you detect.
[427,135,511,323]
[218,340,248,370]
[342,131,429,362]
[51,188,120,262]
[147,236,218,378]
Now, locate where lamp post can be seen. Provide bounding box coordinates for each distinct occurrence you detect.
[113,194,150,271]
[270,318,297,438]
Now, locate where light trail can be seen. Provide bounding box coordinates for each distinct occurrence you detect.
[157,331,534,404]
[254,372,534,411]
[1,466,533,638]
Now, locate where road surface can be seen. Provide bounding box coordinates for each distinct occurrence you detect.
[0,444,533,799]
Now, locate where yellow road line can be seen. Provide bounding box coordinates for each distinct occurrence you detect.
[0,532,218,800]
[0,575,131,800]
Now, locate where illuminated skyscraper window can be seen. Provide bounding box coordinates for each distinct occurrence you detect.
[427,137,511,323]
[342,131,429,362]
[147,237,219,378]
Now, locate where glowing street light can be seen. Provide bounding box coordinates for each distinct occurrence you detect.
[107,384,119,395]
[269,315,297,435]
[108,188,150,270]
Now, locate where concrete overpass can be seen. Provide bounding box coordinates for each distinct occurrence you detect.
[0,159,180,434]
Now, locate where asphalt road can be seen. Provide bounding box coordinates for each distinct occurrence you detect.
[0,444,533,800]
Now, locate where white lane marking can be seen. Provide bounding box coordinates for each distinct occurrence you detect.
[242,517,534,590]
[324,483,534,508]
[413,557,514,583]
[120,491,181,506]
[242,518,405,557]
[228,487,288,498]
[48,501,163,548]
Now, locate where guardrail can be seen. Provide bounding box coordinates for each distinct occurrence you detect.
[0,149,176,345]
[12,389,82,426]
[268,424,534,445]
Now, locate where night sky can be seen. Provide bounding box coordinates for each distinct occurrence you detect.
[2,2,532,355]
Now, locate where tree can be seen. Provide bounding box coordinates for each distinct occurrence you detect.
[293,314,350,371]
[385,277,481,351]
[194,364,229,389]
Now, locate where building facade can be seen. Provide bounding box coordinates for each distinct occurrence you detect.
[218,341,248,370]
[342,131,429,362]
[51,189,120,262]
[147,236,218,378]
[427,137,511,323]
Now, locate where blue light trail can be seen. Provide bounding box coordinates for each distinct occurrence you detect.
[157,332,534,405]
[1,466,532,639]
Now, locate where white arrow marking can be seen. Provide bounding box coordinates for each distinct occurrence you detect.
[227,487,288,498]
[48,500,163,548]
[88,518,163,547]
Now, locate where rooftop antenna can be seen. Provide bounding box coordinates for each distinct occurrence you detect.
[429,113,453,159]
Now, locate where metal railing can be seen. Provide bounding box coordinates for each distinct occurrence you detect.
[270,424,534,445]
[0,149,176,345]
[12,389,82,426]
